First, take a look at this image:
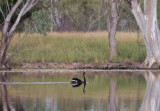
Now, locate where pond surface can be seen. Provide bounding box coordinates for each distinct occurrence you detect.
[0,70,160,111]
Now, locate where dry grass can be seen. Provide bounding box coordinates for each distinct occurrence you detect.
[8,31,146,63]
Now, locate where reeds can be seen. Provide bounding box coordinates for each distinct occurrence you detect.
[8,31,146,63]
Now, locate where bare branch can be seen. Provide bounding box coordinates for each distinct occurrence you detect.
[37,0,51,10]
[6,32,26,64]
[124,0,132,9]
[9,0,39,37]
[88,13,105,31]
[3,0,23,36]
[117,0,122,9]
[7,0,11,12]
[8,0,31,36]
[0,7,5,20]
[104,0,111,32]
[65,10,76,25]
[22,0,39,16]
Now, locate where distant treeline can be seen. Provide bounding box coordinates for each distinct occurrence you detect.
[0,0,160,32]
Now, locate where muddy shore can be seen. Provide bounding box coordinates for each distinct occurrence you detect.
[10,62,160,70]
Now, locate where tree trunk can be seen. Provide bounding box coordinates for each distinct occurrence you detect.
[125,0,160,68]
[0,36,11,70]
[104,0,121,61]
[142,0,160,67]
[108,20,119,61]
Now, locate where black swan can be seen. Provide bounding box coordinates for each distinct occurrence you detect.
[71,72,86,87]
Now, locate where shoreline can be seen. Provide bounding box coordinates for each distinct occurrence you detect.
[10,62,160,70]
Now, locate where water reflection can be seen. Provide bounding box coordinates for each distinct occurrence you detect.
[0,73,15,111]
[0,71,160,111]
[107,71,160,111]
[107,74,119,111]
[139,71,160,111]
[71,82,86,94]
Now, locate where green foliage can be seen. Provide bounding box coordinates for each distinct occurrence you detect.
[1,0,160,31]
[24,8,55,35]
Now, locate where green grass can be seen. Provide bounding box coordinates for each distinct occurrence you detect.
[8,31,146,64]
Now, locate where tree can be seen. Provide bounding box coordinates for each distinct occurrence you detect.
[104,0,121,61]
[0,0,39,70]
[124,0,160,68]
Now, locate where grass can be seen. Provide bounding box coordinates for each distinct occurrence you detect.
[7,31,146,64]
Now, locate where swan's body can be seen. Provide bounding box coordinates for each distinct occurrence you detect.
[71,78,83,83]
[71,72,86,87]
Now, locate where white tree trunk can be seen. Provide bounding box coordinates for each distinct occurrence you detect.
[127,0,160,68]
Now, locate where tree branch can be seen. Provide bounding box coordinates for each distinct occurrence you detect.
[8,0,39,37]
[104,0,111,32]
[22,0,39,16]
[7,0,11,12]
[124,0,132,9]
[117,0,122,9]
[131,0,145,36]
[36,0,51,10]
[5,32,26,65]
[0,6,5,20]
[88,12,106,31]
[8,0,33,37]
[3,0,23,36]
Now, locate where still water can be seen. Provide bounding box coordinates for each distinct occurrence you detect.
[0,70,159,111]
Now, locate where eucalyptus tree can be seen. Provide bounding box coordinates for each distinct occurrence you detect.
[124,0,160,68]
[0,0,39,70]
[104,0,122,61]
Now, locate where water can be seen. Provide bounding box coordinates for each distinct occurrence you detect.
[0,70,159,111]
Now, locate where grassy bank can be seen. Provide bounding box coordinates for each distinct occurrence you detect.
[8,31,146,64]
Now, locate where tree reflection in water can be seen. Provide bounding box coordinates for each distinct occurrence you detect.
[139,71,160,111]
[0,71,160,111]
[107,71,160,111]
[107,74,120,111]
[0,72,15,111]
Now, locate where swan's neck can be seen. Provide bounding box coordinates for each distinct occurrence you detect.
[83,74,86,83]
